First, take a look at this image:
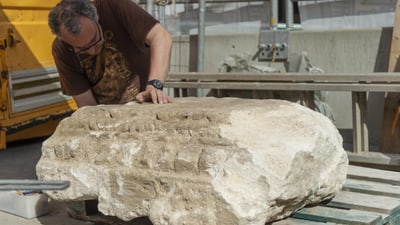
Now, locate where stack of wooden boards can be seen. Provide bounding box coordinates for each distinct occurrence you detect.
[271,165,400,225]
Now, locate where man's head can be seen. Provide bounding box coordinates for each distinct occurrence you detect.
[49,0,103,55]
[49,0,98,36]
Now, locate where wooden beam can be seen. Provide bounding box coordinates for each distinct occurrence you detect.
[168,72,400,82]
[347,151,400,172]
[138,0,265,4]
[165,80,400,92]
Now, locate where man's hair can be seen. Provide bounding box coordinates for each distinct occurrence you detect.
[48,0,98,36]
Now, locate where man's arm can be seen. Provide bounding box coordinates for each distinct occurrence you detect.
[72,89,97,108]
[135,23,172,104]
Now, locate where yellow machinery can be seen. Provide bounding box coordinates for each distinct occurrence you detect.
[0,0,77,150]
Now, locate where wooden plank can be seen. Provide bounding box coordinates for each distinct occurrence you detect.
[343,178,400,198]
[380,0,400,153]
[292,206,383,225]
[271,217,336,225]
[347,165,400,185]
[347,151,400,171]
[325,190,400,215]
[138,0,268,5]
[275,166,400,225]
[165,81,400,92]
[167,72,400,82]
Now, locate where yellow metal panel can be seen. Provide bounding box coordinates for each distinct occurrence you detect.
[0,1,58,70]
[3,24,55,69]
[6,100,77,142]
[0,1,79,150]
[6,119,61,143]
[0,1,58,9]
[1,99,77,150]
[6,100,77,125]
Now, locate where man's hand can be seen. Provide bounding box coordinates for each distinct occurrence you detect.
[135,85,172,104]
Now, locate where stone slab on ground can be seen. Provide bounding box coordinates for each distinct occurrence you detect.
[37,97,348,225]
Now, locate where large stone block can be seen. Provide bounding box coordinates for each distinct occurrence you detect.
[36,97,348,225]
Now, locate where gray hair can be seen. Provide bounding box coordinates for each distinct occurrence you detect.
[48,0,98,36]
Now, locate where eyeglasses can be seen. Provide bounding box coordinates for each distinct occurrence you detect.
[73,22,103,54]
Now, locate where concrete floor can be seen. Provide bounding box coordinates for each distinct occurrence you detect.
[0,138,90,225]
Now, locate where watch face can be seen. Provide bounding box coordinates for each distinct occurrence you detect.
[149,79,163,90]
[153,80,162,88]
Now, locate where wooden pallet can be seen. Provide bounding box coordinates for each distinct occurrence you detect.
[271,165,400,225]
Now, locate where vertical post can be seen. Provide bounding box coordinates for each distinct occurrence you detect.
[158,5,166,26]
[352,92,369,153]
[146,0,154,16]
[286,0,293,29]
[388,0,400,73]
[197,0,206,97]
[380,0,400,153]
[271,0,278,30]
[197,0,205,73]
[305,91,315,110]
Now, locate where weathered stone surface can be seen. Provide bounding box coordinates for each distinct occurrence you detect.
[36,97,348,225]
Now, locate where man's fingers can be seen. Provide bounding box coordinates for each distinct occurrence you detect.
[135,93,144,103]
[150,89,168,104]
[135,89,172,104]
[150,89,158,103]
[135,92,150,103]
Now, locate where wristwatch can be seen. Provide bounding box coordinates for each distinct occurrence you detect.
[147,79,164,90]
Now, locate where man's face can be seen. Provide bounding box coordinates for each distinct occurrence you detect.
[59,16,104,55]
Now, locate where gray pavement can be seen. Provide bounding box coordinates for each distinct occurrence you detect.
[0,138,90,225]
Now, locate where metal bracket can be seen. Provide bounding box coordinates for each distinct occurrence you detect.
[1,70,8,79]
[0,39,6,50]
[7,28,21,48]
[256,30,289,61]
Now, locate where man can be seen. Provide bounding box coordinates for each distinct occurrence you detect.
[48,0,172,107]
